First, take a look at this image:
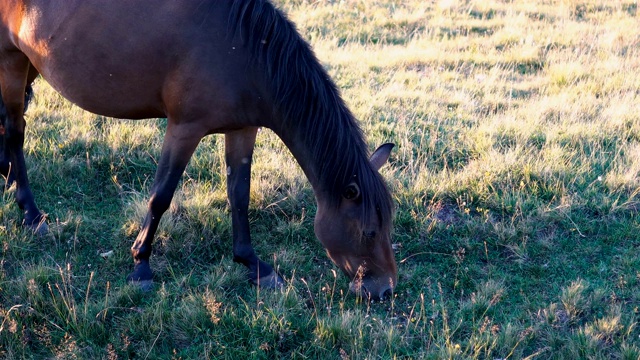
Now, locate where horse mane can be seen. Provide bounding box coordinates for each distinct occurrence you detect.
[228,0,393,228]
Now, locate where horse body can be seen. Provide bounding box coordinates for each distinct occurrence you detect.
[10,1,258,125]
[0,0,397,299]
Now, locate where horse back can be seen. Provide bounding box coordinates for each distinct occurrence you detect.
[0,0,262,127]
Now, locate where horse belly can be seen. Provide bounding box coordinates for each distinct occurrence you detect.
[39,62,166,120]
[27,39,168,119]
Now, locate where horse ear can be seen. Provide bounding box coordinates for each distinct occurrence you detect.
[370,143,394,171]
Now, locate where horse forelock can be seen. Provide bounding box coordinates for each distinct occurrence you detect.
[229,0,394,231]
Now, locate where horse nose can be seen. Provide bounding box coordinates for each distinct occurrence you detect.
[362,284,393,301]
[352,277,394,301]
[381,287,393,299]
[367,284,393,301]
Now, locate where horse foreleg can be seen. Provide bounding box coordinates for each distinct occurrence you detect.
[225,127,284,288]
[127,121,202,290]
[0,56,46,233]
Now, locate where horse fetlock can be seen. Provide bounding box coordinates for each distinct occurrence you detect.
[131,244,152,261]
[232,246,259,266]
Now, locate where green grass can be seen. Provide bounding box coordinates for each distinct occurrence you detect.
[2,0,640,358]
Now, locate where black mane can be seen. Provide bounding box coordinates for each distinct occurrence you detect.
[228,0,393,228]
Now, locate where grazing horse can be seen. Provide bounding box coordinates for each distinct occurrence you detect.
[0,0,397,299]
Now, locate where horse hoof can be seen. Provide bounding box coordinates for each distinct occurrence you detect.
[29,221,49,237]
[129,279,154,292]
[253,272,285,289]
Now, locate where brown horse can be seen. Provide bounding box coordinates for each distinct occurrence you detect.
[0,0,397,299]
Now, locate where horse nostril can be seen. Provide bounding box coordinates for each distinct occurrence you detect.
[381,288,392,300]
[361,285,393,301]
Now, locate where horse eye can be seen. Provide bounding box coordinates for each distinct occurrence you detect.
[363,230,376,239]
[342,183,361,200]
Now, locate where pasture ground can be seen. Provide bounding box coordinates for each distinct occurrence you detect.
[1,0,640,358]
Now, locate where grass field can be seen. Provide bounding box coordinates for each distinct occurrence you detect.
[2,0,640,358]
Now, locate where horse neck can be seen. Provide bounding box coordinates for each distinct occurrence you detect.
[228,0,371,203]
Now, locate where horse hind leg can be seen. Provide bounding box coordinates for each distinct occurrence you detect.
[1,81,35,182]
[225,127,284,289]
[0,92,9,179]
[0,56,46,234]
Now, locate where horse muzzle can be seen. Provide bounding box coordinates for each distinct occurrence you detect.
[350,274,395,301]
